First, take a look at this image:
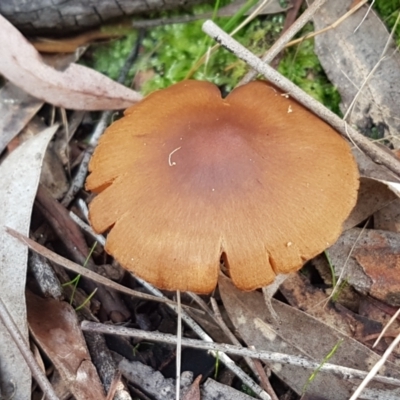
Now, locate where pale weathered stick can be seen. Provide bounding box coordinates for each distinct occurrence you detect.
[0,296,60,400]
[81,320,400,388]
[240,0,328,84]
[202,20,400,178]
[6,227,178,306]
[349,332,400,400]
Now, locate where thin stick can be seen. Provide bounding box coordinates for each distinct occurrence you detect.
[131,276,271,400]
[186,0,271,79]
[328,223,367,303]
[6,227,178,306]
[69,211,106,245]
[69,211,106,246]
[202,20,400,178]
[210,297,258,376]
[240,0,327,84]
[176,290,182,400]
[373,307,400,348]
[0,296,60,400]
[349,332,400,400]
[81,321,400,388]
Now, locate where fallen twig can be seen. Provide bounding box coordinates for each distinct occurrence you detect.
[0,296,59,400]
[81,320,400,388]
[202,20,400,178]
[240,0,327,84]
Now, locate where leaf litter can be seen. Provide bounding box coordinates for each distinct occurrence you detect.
[0,124,58,399]
[0,14,142,111]
[2,2,400,400]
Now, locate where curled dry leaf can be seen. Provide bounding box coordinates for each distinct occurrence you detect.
[0,14,142,110]
[0,124,58,400]
[27,291,106,400]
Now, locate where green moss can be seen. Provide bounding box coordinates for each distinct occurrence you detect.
[89,30,138,82]
[374,0,400,44]
[88,4,342,112]
[137,13,286,94]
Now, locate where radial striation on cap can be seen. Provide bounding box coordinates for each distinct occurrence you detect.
[86,80,359,293]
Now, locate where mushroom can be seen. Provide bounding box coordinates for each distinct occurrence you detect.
[86,80,359,294]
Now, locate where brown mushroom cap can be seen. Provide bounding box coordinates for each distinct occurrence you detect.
[86,80,359,293]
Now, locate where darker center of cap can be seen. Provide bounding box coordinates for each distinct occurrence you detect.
[167,115,261,194]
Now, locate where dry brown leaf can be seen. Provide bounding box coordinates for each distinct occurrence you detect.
[27,291,106,400]
[218,273,400,399]
[182,375,201,400]
[329,228,400,306]
[0,14,142,110]
[31,30,123,53]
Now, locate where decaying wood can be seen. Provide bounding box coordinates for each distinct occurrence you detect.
[0,0,205,35]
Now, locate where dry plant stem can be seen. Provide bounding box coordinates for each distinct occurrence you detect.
[373,307,400,348]
[186,0,271,79]
[250,348,279,400]
[210,297,260,377]
[70,211,106,245]
[131,275,271,400]
[0,296,60,400]
[349,332,400,400]
[81,321,400,388]
[176,290,182,400]
[77,198,90,221]
[328,222,367,303]
[353,0,375,33]
[186,292,214,316]
[6,227,178,307]
[62,29,145,207]
[106,371,123,400]
[211,297,278,399]
[61,110,112,207]
[240,0,327,85]
[202,20,400,178]
[210,298,242,347]
[286,0,368,47]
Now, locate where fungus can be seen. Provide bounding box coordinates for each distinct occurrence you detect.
[86,80,359,294]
